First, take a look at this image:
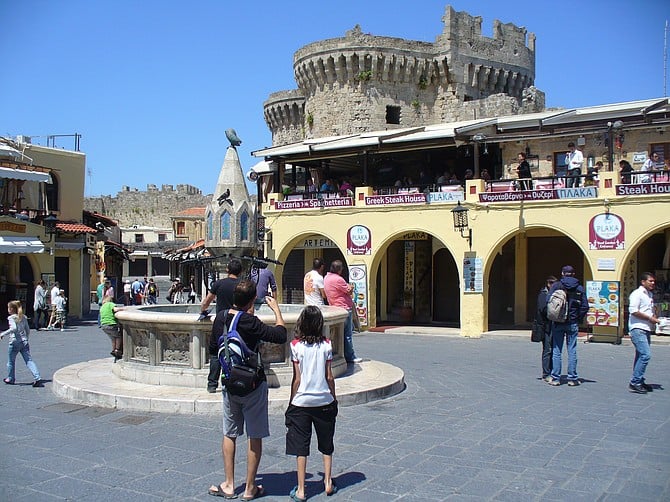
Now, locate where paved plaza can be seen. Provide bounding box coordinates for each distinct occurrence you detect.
[1,318,669,501]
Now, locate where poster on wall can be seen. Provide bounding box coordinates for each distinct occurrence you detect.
[349,264,368,327]
[586,281,620,327]
[589,213,625,250]
[463,257,483,293]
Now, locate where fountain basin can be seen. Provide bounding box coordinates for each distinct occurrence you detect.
[114,304,349,388]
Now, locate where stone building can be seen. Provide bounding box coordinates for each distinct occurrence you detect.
[264,5,545,146]
[84,183,211,229]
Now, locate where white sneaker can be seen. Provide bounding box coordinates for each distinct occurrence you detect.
[351,357,363,363]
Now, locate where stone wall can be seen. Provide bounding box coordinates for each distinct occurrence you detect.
[84,184,211,228]
[264,5,545,146]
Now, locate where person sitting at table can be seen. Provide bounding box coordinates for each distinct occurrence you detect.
[320,179,335,193]
[480,169,491,181]
[619,159,633,184]
[339,179,353,196]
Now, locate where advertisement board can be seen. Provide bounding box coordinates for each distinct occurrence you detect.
[586,281,620,327]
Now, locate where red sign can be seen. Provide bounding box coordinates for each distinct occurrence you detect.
[347,225,371,255]
[274,197,353,210]
[615,182,670,196]
[589,213,625,250]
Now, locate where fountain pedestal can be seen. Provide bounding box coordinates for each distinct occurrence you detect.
[114,304,349,388]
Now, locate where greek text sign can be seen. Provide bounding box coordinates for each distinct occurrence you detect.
[478,187,597,203]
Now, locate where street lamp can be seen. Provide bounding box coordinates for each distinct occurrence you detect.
[41,213,58,243]
[606,120,624,171]
[451,201,472,250]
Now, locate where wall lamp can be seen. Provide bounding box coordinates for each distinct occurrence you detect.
[451,201,472,250]
[41,213,58,244]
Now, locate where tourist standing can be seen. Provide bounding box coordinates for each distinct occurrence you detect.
[145,278,159,305]
[516,152,532,190]
[547,266,588,386]
[207,280,287,500]
[201,258,242,393]
[47,281,60,328]
[1,300,42,387]
[304,258,327,306]
[536,276,557,382]
[286,306,338,501]
[249,266,277,308]
[627,272,659,394]
[33,280,48,330]
[324,260,362,364]
[565,142,584,188]
[100,295,123,361]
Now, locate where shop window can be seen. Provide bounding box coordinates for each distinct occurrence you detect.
[553,151,569,176]
[386,106,401,125]
[45,173,59,210]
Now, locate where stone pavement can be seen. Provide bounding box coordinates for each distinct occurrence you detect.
[1,318,669,501]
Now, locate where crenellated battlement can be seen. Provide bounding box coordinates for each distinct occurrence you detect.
[263,5,544,145]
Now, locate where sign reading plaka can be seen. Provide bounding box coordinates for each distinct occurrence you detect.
[479,187,597,203]
[365,193,426,205]
[347,225,371,255]
[589,213,625,250]
[274,197,353,210]
[427,191,464,203]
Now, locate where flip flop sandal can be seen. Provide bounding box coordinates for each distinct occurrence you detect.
[208,484,237,499]
[241,485,265,501]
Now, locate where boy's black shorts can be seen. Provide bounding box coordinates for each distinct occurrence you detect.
[285,401,338,457]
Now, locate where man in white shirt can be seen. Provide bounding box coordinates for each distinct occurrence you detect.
[639,152,659,183]
[627,272,659,394]
[304,258,327,305]
[565,141,584,188]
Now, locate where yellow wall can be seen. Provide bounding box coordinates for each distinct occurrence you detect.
[262,172,669,337]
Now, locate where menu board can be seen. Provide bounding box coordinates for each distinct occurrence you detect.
[586,281,620,327]
[463,257,483,293]
[349,264,368,327]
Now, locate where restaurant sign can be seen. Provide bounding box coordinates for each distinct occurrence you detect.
[615,182,670,196]
[274,197,353,210]
[347,225,371,255]
[589,213,624,250]
[364,193,426,205]
[479,187,597,203]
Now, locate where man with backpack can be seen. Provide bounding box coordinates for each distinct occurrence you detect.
[546,265,589,386]
[207,280,287,500]
[145,278,159,305]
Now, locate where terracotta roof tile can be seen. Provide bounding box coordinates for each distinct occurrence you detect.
[56,223,96,233]
[175,207,206,217]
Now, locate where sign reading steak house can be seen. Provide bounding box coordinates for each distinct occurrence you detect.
[615,182,670,196]
[365,193,427,205]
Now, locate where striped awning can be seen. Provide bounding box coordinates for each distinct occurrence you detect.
[0,236,45,253]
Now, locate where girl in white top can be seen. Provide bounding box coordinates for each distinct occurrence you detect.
[286,306,338,501]
[1,300,42,386]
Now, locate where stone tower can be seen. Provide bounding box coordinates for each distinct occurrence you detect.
[263,5,545,146]
[204,146,256,258]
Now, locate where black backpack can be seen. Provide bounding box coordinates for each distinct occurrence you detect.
[217,311,263,396]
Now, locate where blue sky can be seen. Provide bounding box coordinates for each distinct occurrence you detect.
[1,0,668,197]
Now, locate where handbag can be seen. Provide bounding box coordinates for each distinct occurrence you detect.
[530,319,545,342]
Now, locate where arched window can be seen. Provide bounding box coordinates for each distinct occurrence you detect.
[206,212,213,239]
[45,173,59,211]
[221,212,231,239]
[240,211,249,241]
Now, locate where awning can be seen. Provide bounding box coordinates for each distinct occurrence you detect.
[0,166,51,183]
[0,236,45,254]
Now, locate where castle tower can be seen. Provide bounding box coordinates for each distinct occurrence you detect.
[204,146,256,258]
[263,5,545,146]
